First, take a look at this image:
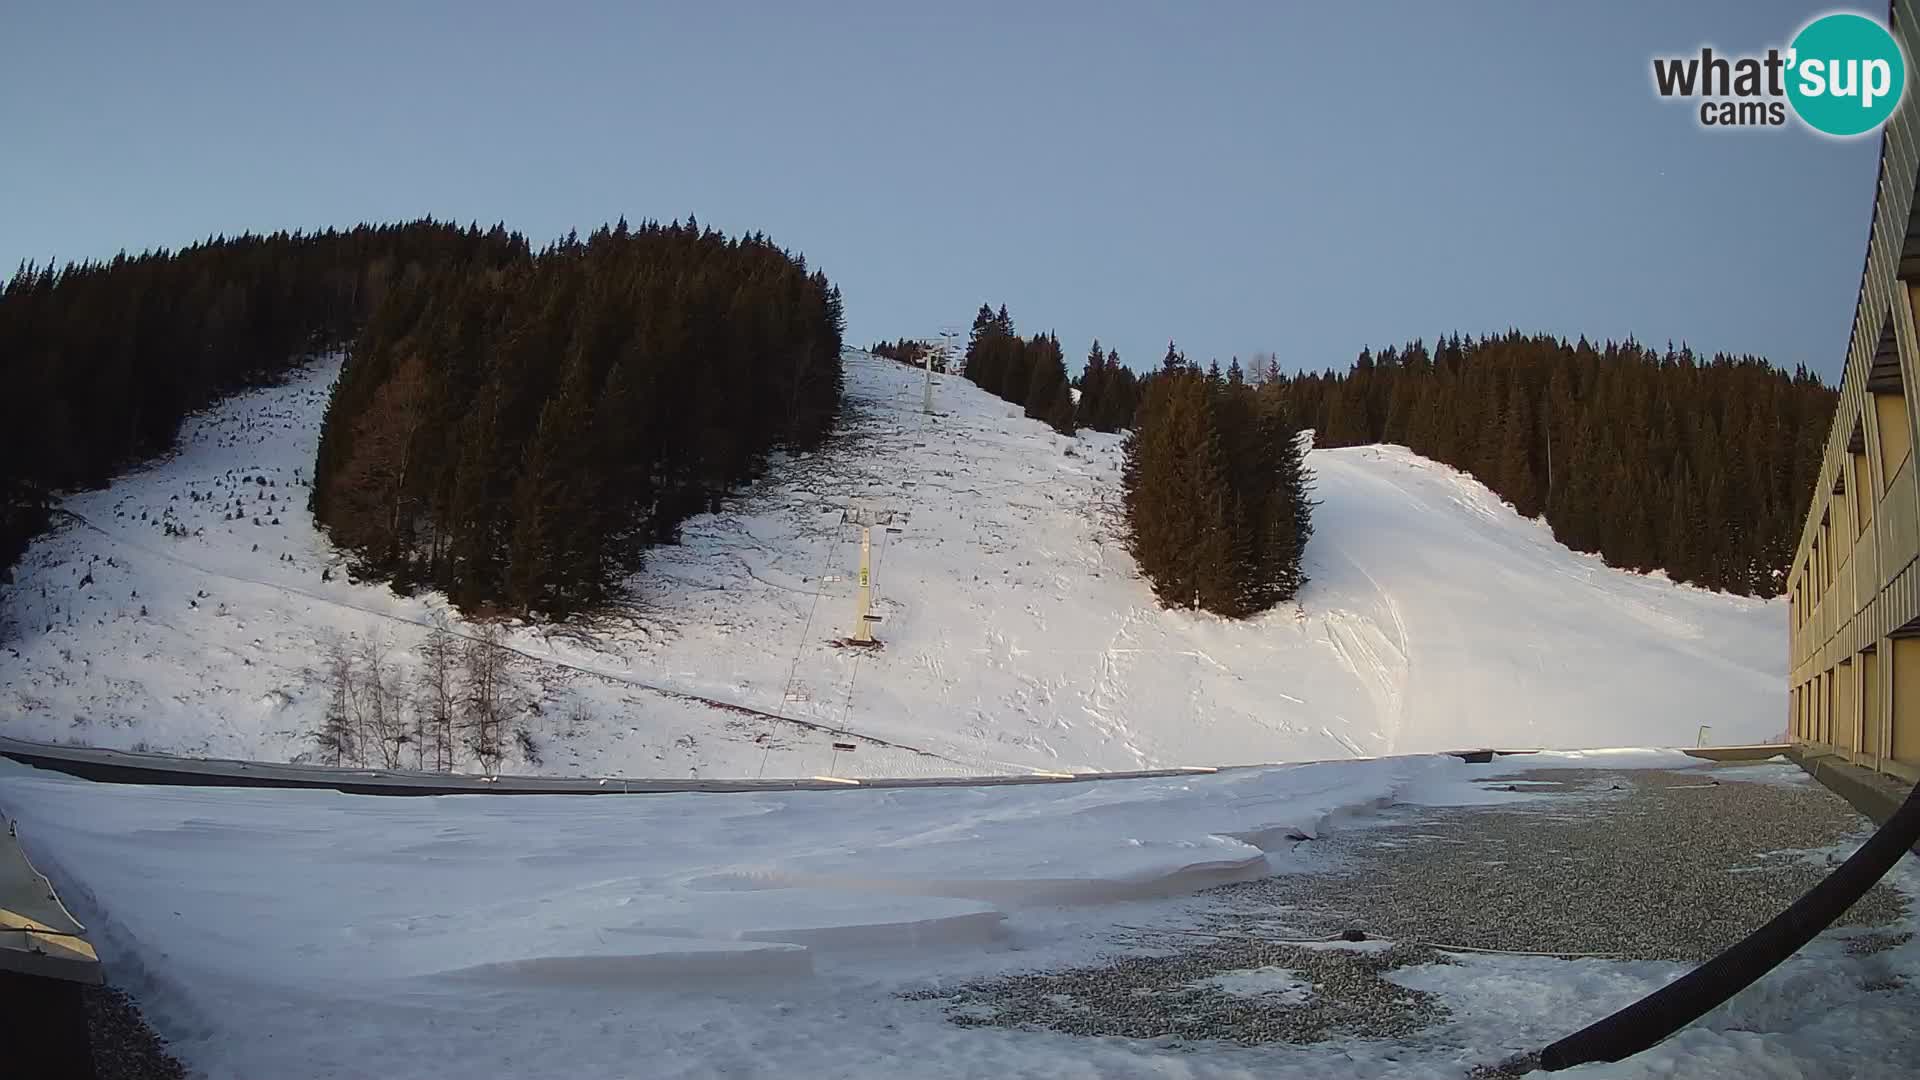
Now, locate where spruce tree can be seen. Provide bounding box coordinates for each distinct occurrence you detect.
[964,303,997,381]
[506,371,594,612]
[1024,335,1067,421]
[1122,370,1306,617]
[1075,340,1107,429]
[1002,335,1036,405]
[1264,403,1315,602]
[1099,349,1138,431]
[1497,381,1539,517]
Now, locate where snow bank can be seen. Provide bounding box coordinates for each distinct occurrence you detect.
[6,750,1912,1080]
[0,753,1486,1075]
[1388,941,1920,1080]
[0,752,1451,975]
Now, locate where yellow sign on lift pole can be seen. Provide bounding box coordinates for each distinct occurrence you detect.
[855,523,875,642]
[842,507,895,644]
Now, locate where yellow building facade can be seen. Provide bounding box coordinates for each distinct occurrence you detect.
[1789,0,1920,785]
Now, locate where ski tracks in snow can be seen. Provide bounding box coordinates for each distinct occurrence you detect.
[1314,548,1413,755]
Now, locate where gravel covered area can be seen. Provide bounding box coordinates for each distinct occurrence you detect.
[1218,765,1906,963]
[84,985,187,1080]
[905,940,1451,1045]
[906,762,1908,1048]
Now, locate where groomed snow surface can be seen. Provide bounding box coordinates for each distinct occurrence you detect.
[0,351,1783,779]
[6,750,1912,1078]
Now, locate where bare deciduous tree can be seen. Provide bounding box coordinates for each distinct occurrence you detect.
[461,622,518,776]
[357,636,410,769]
[415,620,461,772]
[315,634,358,766]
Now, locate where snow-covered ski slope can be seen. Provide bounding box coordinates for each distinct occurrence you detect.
[0,350,1783,778]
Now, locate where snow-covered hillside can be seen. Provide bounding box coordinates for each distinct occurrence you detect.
[0,351,1784,778]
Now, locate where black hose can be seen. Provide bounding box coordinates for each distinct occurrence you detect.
[1537,776,1920,1071]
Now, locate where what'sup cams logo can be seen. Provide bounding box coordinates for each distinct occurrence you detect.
[1653,11,1907,136]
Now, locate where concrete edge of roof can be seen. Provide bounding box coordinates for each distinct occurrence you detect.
[1789,746,1919,845]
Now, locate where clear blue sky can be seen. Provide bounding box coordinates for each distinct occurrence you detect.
[0,1,1882,380]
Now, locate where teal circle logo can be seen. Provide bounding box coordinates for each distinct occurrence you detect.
[1787,13,1906,136]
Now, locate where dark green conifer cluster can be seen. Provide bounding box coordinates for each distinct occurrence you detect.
[1123,343,1314,617]
[0,221,524,578]
[311,219,845,615]
[1277,332,1834,596]
[869,338,943,370]
[960,304,1078,436]
[1071,338,1143,433]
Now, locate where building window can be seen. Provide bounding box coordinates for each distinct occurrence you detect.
[1851,420,1874,528]
[1870,317,1910,489]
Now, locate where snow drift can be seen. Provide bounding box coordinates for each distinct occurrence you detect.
[5,751,1902,1080]
[0,752,1467,1076]
[0,351,1783,777]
